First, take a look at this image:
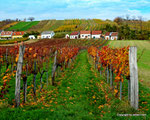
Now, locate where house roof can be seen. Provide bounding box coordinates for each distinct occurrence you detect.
[92,31,102,35]
[12,31,25,36]
[70,32,79,35]
[111,32,118,36]
[1,31,13,36]
[105,32,111,36]
[41,31,54,34]
[80,31,91,34]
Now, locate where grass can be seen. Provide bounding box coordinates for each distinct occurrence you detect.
[6,21,39,31]
[0,50,149,119]
[109,40,150,88]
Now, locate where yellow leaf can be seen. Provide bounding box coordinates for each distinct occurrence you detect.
[114,89,118,94]
[3,76,7,80]
[49,100,53,103]
[98,105,104,109]
[93,96,96,99]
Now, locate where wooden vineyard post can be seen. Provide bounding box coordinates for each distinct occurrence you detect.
[40,70,45,91]
[107,66,109,83]
[68,59,71,68]
[11,61,14,73]
[120,81,122,100]
[15,45,25,107]
[100,63,102,76]
[129,46,139,110]
[110,65,113,88]
[46,60,49,87]
[52,50,57,86]
[33,61,37,98]
[23,77,27,103]
[6,48,9,69]
[23,63,28,103]
[105,67,107,80]
[95,52,98,69]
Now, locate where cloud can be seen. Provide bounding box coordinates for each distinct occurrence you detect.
[0,0,149,20]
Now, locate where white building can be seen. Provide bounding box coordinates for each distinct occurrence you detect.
[41,31,55,39]
[91,31,102,39]
[105,32,111,40]
[80,31,91,39]
[65,34,70,39]
[0,31,13,40]
[110,32,118,40]
[105,32,118,40]
[70,32,79,39]
[29,35,36,39]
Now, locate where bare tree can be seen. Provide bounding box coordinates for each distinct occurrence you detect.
[24,18,26,22]
[114,17,123,25]
[16,18,19,22]
[125,14,130,25]
[132,16,136,21]
[28,17,35,21]
[126,14,130,21]
[138,16,143,33]
[132,16,137,34]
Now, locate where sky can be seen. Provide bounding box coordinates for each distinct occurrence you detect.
[0,0,150,21]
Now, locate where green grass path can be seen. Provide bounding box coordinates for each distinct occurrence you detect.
[50,50,105,119]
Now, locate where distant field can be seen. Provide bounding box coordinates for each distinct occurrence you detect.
[50,20,64,31]
[1,22,18,30]
[0,21,17,29]
[109,40,150,88]
[6,21,39,31]
[28,20,57,32]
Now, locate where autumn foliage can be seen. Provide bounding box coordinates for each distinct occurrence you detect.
[88,46,130,83]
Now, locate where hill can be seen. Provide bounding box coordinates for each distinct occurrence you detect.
[6,21,39,31]
[4,19,117,32]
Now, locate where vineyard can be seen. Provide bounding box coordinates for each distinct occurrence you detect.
[0,21,18,30]
[2,19,117,32]
[28,20,57,32]
[6,21,39,31]
[0,39,149,119]
[0,22,18,30]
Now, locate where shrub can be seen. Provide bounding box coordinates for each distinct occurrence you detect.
[53,33,66,38]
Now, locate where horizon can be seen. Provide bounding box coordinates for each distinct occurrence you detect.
[0,0,150,21]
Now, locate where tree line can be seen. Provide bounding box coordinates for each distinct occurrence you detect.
[2,17,35,22]
[112,15,150,40]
